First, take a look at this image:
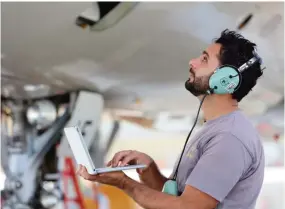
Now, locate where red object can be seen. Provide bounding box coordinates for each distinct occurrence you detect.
[62,157,85,209]
[273,133,280,142]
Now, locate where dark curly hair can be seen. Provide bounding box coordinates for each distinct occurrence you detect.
[214,29,263,102]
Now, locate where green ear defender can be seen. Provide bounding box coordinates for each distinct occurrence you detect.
[208,66,241,94]
[207,54,262,95]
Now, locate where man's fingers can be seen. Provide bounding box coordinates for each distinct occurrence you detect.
[111,151,130,167]
[106,160,112,166]
[78,165,98,181]
[80,166,89,178]
[111,150,133,167]
[77,165,83,175]
[120,152,139,166]
[81,165,88,172]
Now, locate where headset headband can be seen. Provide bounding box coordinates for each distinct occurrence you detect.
[238,51,262,73]
[207,50,263,95]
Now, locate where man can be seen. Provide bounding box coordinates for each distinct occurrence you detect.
[77,29,265,209]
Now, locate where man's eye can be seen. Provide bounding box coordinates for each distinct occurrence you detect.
[202,56,208,62]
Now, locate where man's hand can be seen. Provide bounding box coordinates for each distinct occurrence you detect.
[76,165,127,189]
[107,150,154,174]
[107,150,168,191]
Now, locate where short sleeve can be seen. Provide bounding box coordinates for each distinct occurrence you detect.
[185,133,252,202]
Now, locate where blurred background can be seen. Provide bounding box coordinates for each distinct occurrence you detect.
[1,2,284,209]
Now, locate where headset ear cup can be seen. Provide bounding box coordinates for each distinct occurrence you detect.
[209,74,218,93]
[209,66,240,94]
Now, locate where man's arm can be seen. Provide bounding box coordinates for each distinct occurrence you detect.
[108,150,168,191]
[121,176,218,209]
[78,133,250,209]
[138,161,168,191]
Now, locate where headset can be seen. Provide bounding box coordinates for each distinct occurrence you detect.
[207,51,262,95]
[162,51,263,196]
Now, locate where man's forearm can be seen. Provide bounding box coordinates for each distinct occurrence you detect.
[139,162,168,191]
[121,176,184,209]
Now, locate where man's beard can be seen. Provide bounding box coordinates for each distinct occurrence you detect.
[185,73,211,96]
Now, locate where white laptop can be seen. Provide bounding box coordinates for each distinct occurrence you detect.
[64,126,146,174]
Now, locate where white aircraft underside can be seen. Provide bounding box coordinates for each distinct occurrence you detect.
[1,2,284,118]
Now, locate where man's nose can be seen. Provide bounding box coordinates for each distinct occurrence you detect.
[189,58,199,70]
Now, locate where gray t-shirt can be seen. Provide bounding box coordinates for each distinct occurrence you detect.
[170,110,265,209]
